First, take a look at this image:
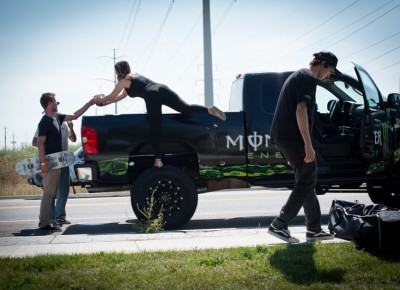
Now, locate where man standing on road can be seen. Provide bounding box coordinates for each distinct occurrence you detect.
[268,51,338,243]
[37,92,95,231]
[33,118,76,226]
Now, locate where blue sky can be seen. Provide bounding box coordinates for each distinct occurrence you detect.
[1,0,399,149]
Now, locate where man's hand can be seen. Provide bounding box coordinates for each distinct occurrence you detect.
[304,143,315,163]
[41,162,49,173]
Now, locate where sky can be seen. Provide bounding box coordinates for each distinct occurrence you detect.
[1,0,399,150]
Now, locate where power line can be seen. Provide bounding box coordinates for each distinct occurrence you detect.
[325,2,400,49]
[372,60,400,74]
[284,2,400,70]
[155,12,202,78]
[142,0,175,72]
[289,0,395,59]
[118,0,138,50]
[173,0,237,86]
[212,0,236,34]
[341,31,400,60]
[362,44,400,66]
[122,0,142,55]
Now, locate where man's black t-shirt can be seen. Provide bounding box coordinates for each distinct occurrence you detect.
[270,68,316,145]
[38,113,66,155]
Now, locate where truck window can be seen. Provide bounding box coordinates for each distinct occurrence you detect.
[260,73,291,115]
[316,86,334,113]
[229,77,244,111]
[356,68,381,109]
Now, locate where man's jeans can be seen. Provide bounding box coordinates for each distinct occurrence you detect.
[50,166,70,220]
[39,169,61,227]
[273,143,322,232]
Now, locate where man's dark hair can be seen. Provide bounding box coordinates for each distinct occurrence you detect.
[310,51,338,68]
[40,92,56,109]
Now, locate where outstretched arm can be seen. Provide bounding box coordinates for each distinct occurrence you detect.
[102,90,128,105]
[64,97,96,122]
[94,79,129,106]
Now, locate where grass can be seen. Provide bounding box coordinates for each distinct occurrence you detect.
[0,243,399,289]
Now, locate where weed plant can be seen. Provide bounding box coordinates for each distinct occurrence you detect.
[133,189,165,233]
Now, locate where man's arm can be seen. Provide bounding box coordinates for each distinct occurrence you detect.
[64,98,95,122]
[67,121,77,142]
[37,136,49,173]
[94,79,129,105]
[296,101,315,163]
[32,137,38,147]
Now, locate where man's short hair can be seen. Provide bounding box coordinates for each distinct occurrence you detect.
[312,51,338,68]
[40,92,56,109]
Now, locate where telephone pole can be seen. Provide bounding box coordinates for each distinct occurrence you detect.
[11,134,16,151]
[4,127,6,151]
[203,0,214,107]
[97,48,124,114]
[112,48,118,114]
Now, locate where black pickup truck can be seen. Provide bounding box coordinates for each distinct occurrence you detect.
[76,63,400,229]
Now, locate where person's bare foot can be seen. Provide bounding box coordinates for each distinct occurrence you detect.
[208,106,226,121]
[154,159,163,168]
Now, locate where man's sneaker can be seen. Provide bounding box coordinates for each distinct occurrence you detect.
[56,218,71,225]
[306,230,334,241]
[39,224,62,232]
[268,224,300,244]
[209,106,226,121]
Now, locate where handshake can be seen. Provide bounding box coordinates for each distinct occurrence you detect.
[92,94,107,107]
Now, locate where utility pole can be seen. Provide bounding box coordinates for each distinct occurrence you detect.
[97,48,123,114]
[11,134,16,151]
[4,127,6,151]
[112,48,118,114]
[203,0,214,107]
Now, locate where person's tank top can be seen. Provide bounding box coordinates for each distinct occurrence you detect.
[125,74,159,99]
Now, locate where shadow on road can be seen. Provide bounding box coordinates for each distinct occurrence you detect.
[11,214,331,236]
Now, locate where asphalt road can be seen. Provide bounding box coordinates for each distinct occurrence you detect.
[0,187,373,238]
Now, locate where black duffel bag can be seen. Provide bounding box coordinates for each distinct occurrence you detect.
[328,199,400,250]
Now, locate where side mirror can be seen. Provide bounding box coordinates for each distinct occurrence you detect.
[387,93,400,108]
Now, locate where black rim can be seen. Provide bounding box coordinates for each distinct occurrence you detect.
[144,178,186,218]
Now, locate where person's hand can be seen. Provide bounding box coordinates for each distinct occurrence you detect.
[90,95,100,105]
[67,121,73,129]
[41,162,49,173]
[304,144,315,163]
[93,94,106,106]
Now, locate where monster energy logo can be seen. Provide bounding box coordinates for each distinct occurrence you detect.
[373,122,391,160]
[226,132,271,151]
[382,122,389,158]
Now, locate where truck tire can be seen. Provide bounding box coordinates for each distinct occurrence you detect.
[130,165,198,230]
[367,182,400,208]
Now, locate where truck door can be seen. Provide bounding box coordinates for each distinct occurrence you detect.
[354,64,392,174]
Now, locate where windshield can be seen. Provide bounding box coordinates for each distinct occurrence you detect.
[334,80,364,104]
[355,65,382,109]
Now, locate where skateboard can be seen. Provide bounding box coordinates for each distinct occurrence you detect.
[16,151,75,176]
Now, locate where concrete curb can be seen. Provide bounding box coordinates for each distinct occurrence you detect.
[0,226,346,258]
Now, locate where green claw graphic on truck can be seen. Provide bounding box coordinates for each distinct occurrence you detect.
[199,163,293,179]
[97,158,128,176]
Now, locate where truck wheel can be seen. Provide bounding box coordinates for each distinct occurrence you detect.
[367,182,400,208]
[131,166,198,230]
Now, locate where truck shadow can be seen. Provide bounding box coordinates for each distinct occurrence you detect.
[182,214,331,230]
[60,214,330,235]
[12,214,330,236]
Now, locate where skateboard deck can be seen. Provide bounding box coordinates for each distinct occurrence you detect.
[16,151,75,176]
